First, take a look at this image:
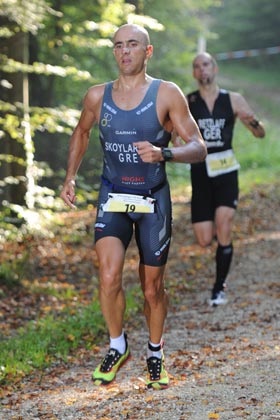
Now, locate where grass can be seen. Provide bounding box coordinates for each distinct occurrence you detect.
[1,62,280,386]
[0,252,29,288]
[0,283,143,386]
[220,62,280,193]
[218,59,280,90]
[234,121,280,192]
[0,298,105,384]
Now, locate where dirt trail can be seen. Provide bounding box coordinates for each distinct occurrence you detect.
[1,184,280,420]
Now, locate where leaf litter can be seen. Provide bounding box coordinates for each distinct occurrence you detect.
[1,183,280,419]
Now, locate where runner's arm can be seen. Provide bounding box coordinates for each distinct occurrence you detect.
[60,87,100,208]
[230,92,265,138]
[166,83,206,163]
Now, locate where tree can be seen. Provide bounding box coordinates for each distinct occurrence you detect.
[0,0,52,211]
[0,0,127,213]
[207,0,280,56]
[0,20,26,206]
[1,0,216,221]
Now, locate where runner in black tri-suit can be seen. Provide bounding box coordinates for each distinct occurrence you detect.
[60,24,206,389]
[174,52,265,307]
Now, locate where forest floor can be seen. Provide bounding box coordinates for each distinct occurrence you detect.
[1,182,280,420]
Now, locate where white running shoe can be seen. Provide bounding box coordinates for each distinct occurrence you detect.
[209,290,227,307]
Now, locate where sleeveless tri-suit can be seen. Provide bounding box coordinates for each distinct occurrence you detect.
[187,89,239,223]
[94,79,172,266]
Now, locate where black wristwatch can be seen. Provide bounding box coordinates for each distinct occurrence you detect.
[161,147,174,161]
[249,119,260,129]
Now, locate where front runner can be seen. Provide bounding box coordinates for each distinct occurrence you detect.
[60,24,206,389]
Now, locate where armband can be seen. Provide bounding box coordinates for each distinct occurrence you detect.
[249,119,260,129]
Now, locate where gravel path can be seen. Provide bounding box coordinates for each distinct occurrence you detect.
[1,188,280,420]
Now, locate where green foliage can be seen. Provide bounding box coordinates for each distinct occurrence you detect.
[0,284,143,384]
[0,54,96,82]
[5,0,277,224]
[167,62,280,197]
[0,299,106,384]
[0,250,29,288]
[30,106,80,134]
[0,112,24,142]
[124,284,143,320]
[0,261,22,288]
[217,61,280,123]
[233,122,280,193]
[0,0,50,34]
[140,0,215,89]
[208,0,280,54]
[215,62,280,189]
[1,0,216,219]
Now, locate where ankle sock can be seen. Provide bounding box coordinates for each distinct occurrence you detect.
[147,340,162,359]
[110,331,126,354]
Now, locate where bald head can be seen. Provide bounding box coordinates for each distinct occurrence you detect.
[192,52,217,68]
[192,52,218,86]
[113,24,150,47]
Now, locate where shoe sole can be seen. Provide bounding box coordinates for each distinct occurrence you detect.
[92,352,131,386]
[209,300,227,307]
[147,381,169,390]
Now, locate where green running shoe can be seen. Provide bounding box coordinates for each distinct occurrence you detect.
[92,334,130,385]
[146,354,169,390]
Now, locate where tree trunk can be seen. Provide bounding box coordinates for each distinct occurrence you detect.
[0,19,27,207]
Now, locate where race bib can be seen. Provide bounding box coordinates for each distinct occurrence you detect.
[102,193,156,213]
[206,149,240,177]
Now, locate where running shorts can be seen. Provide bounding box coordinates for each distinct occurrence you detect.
[94,181,172,266]
[191,163,239,223]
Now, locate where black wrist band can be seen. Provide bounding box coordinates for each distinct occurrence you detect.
[250,119,260,129]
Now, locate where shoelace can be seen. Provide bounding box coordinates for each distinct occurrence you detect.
[100,349,121,372]
[147,357,162,380]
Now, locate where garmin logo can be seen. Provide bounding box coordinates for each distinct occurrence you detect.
[115,130,137,135]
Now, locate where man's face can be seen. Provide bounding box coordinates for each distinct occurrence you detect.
[192,55,217,86]
[113,26,152,75]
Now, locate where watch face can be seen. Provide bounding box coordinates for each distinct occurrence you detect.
[162,148,173,161]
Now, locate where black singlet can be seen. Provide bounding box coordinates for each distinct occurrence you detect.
[187,89,235,155]
[187,89,239,222]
